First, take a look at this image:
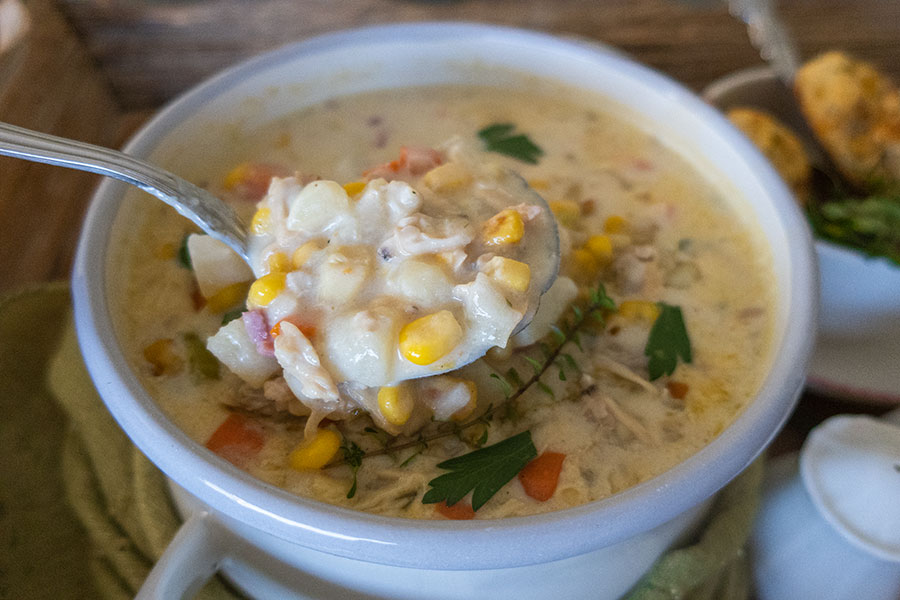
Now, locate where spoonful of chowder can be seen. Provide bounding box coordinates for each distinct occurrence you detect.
[203,141,559,434]
[0,123,559,434]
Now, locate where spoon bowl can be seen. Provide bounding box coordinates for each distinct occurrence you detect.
[0,120,559,378]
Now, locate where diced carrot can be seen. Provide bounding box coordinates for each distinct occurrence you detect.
[518,451,565,502]
[434,500,476,520]
[666,380,689,400]
[205,413,265,467]
[270,316,317,340]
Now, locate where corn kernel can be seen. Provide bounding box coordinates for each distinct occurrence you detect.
[604,215,627,234]
[143,338,183,376]
[585,234,614,265]
[248,272,286,307]
[206,281,248,313]
[291,240,323,269]
[483,209,525,246]
[527,179,549,191]
[452,380,478,422]
[289,428,341,470]
[343,181,366,196]
[399,310,463,366]
[570,248,600,282]
[617,300,661,322]
[223,163,252,190]
[251,207,272,234]
[377,385,415,426]
[422,162,472,192]
[549,200,580,228]
[267,251,291,273]
[482,256,531,292]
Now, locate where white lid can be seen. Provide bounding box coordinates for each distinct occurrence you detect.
[800,414,900,562]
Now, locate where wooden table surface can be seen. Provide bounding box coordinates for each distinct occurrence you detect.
[0,0,897,593]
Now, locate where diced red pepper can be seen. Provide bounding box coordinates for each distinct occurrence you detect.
[224,162,290,202]
[363,146,443,181]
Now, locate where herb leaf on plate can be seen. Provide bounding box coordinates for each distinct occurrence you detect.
[422,430,537,511]
[807,194,900,266]
[645,303,692,381]
[478,123,544,164]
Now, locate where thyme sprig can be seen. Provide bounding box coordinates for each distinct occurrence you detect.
[327,284,616,467]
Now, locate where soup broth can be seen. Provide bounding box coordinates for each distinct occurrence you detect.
[115,83,774,519]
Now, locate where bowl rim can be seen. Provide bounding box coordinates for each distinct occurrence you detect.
[71,21,817,570]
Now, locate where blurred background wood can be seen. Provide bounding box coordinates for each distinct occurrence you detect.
[52,0,900,108]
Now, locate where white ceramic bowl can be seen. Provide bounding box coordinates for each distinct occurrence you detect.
[71,24,817,599]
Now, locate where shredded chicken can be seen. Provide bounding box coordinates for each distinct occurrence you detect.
[601,395,655,446]
[593,353,658,394]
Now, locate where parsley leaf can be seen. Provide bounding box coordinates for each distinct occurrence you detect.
[807,195,900,266]
[422,430,537,511]
[644,303,692,381]
[477,123,543,164]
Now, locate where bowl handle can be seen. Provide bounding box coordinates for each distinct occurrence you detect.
[136,511,225,599]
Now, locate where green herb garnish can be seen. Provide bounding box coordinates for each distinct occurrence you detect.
[807,195,900,266]
[341,440,364,499]
[645,303,692,380]
[477,123,543,164]
[221,308,244,325]
[422,430,537,511]
[183,331,220,380]
[177,234,193,270]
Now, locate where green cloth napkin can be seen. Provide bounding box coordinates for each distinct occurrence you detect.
[0,283,761,599]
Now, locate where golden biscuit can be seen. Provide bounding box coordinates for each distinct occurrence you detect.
[794,51,900,190]
[727,107,812,204]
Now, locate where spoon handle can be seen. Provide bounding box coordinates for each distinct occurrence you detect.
[0,121,249,261]
[728,0,800,83]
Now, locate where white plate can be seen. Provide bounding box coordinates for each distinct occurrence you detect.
[807,330,900,405]
[703,67,900,406]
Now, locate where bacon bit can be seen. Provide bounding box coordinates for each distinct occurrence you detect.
[666,380,690,400]
[518,451,565,502]
[271,316,317,340]
[205,413,265,468]
[435,500,476,520]
[581,198,596,216]
[243,310,275,357]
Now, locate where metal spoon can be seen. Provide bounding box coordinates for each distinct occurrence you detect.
[0,121,250,262]
[727,0,855,196]
[0,121,559,356]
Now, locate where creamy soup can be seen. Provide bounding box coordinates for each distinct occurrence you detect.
[115,83,774,519]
